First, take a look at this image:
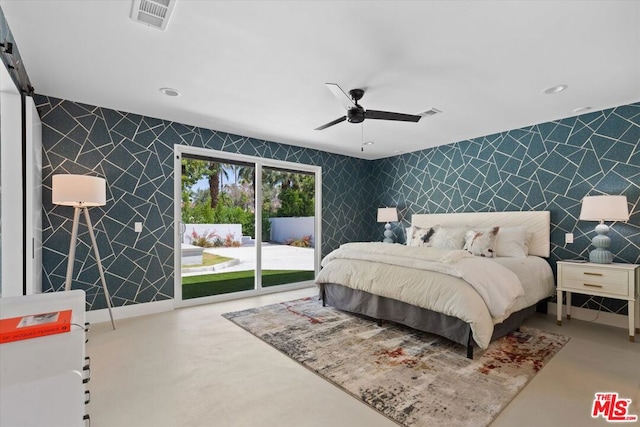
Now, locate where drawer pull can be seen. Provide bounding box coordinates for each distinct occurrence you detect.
[583,283,603,288]
[583,272,603,276]
[83,364,91,384]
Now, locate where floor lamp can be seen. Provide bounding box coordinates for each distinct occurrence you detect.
[52,174,116,329]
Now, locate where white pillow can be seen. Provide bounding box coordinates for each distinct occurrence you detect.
[405,226,414,246]
[409,226,437,247]
[429,227,467,250]
[495,226,527,258]
[464,227,499,258]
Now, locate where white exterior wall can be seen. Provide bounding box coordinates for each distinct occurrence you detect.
[183,223,243,245]
[269,217,315,246]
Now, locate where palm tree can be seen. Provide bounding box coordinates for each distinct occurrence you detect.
[207,162,229,208]
[237,165,255,185]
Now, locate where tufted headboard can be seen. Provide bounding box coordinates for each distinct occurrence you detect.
[411,211,551,257]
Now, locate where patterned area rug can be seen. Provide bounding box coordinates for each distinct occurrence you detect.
[223,297,569,427]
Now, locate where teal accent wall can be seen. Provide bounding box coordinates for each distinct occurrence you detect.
[373,103,640,314]
[36,95,375,310]
[36,93,639,315]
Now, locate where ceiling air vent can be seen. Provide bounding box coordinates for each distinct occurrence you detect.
[418,108,442,117]
[131,0,176,31]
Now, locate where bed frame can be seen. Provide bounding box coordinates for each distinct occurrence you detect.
[320,210,551,359]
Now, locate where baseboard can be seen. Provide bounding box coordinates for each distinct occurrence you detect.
[87,283,316,323]
[86,299,174,325]
[547,302,629,330]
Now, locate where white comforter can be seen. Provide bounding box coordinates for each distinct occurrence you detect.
[316,242,535,349]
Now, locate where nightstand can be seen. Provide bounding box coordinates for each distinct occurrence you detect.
[556,261,640,342]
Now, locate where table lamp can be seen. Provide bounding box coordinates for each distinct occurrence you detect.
[579,195,629,264]
[377,207,398,243]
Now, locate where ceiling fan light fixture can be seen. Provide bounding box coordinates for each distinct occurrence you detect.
[362,141,374,146]
[159,87,180,97]
[347,107,365,123]
[315,83,422,130]
[543,84,567,94]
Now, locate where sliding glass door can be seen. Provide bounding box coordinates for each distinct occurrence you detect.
[260,167,316,288]
[174,147,321,306]
[179,155,256,300]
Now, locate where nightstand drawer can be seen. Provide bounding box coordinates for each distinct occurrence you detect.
[561,278,629,296]
[561,266,630,296]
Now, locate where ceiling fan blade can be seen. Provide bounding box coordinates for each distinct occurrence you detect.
[315,116,346,130]
[325,83,355,109]
[365,109,422,122]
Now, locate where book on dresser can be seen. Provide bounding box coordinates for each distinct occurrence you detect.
[0,290,88,427]
[0,309,72,344]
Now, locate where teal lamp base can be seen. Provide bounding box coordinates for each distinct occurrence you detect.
[589,223,613,264]
[383,222,394,243]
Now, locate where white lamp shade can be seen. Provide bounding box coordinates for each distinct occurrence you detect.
[579,195,629,222]
[377,207,398,223]
[52,174,106,207]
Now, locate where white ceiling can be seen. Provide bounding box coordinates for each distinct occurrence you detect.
[1,1,639,160]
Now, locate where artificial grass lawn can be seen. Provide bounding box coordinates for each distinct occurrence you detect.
[182,252,233,268]
[182,269,315,299]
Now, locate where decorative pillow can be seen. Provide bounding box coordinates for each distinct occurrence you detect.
[405,226,414,246]
[463,227,500,257]
[494,226,528,258]
[409,226,437,247]
[429,227,467,250]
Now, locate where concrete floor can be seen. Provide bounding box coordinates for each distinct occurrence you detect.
[86,287,640,427]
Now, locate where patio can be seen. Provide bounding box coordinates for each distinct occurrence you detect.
[182,243,315,277]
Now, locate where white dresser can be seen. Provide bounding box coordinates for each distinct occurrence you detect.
[0,290,89,426]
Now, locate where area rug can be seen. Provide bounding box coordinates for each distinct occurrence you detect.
[222,297,569,427]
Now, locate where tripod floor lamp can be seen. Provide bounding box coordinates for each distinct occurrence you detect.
[52,174,115,329]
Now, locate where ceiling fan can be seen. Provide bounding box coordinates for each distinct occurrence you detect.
[315,83,422,131]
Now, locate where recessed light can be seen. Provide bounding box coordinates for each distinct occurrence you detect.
[362,141,374,146]
[159,87,180,97]
[543,84,567,95]
[573,106,592,113]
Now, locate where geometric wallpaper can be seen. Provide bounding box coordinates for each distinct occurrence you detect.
[374,102,640,315]
[35,93,639,316]
[35,95,374,310]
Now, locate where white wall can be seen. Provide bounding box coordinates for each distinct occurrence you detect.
[269,216,315,246]
[0,65,22,296]
[25,96,42,294]
[0,62,42,296]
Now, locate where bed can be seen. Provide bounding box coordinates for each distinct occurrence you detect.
[315,211,555,358]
